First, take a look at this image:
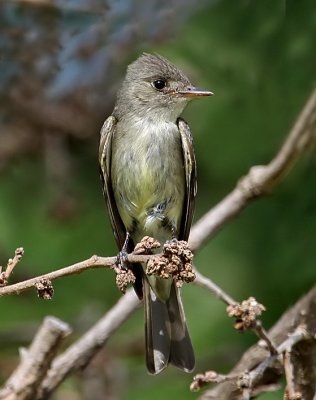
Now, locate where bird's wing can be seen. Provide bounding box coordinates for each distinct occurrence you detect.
[99,115,126,249]
[177,117,197,241]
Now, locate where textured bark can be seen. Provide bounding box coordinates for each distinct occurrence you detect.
[200,286,316,399]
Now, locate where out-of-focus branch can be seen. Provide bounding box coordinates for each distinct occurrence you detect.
[0,317,71,400]
[194,270,278,355]
[189,90,316,252]
[198,286,316,400]
[36,289,140,400]
[9,88,103,139]
[193,268,236,305]
[1,91,315,298]
[7,0,103,13]
[0,124,38,171]
[244,325,309,393]
[0,90,314,398]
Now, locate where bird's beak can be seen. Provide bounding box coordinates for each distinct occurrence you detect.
[175,87,214,97]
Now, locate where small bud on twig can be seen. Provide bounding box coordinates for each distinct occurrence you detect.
[227,297,265,331]
[0,247,25,286]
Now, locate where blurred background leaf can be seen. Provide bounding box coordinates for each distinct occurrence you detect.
[0,0,315,399]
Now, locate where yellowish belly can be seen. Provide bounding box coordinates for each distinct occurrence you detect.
[112,121,185,243]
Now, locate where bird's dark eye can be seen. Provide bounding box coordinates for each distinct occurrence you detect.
[153,79,166,90]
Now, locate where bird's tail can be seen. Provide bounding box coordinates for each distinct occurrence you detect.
[144,279,195,374]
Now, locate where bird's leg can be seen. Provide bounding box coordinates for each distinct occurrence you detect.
[169,224,178,243]
[162,219,178,243]
[163,224,179,251]
[166,238,179,246]
[114,232,131,273]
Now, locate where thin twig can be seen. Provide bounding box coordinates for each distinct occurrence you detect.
[0,253,158,297]
[193,268,236,305]
[2,91,313,299]
[196,325,309,399]
[0,248,24,286]
[244,325,309,392]
[195,270,278,356]
[199,288,316,399]
[252,321,278,355]
[0,90,314,400]
[191,371,240,392]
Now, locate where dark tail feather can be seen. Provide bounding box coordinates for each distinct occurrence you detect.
[167,283,195,372]
[144,279,170,374]
[144,280,195,374]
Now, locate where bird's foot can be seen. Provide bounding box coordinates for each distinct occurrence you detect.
[166,237,178,245]
[114,250,129,274]
[113,231,132,274]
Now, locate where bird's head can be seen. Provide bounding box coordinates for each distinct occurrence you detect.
[114,53,213,122]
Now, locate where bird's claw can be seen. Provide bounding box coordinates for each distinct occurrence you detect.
[114,250,129,274]
[166,237,179,245]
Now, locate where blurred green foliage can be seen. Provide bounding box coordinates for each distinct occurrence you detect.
[0,0,315,399]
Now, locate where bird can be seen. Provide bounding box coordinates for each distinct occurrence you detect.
[99,53,213,374]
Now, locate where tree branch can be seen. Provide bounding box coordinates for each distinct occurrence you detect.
[188,89,316,252]
[0,317,71,400]
[0,253,155,297]
[0,89,315,399]
[0,248,24,286]
[0,91,314,298]
[193,268,236,305]
[36,289,140,400]
[198,286,316,399]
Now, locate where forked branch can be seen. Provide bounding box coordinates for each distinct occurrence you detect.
[0,90,315,400]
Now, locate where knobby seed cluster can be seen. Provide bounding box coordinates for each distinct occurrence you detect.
[227,296,266,331]
[114,236,195,293]
[134,236,161,254]
[115,268,136,294]
[146,239,195,287]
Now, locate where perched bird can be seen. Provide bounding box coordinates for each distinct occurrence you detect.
[99,53,213,374]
